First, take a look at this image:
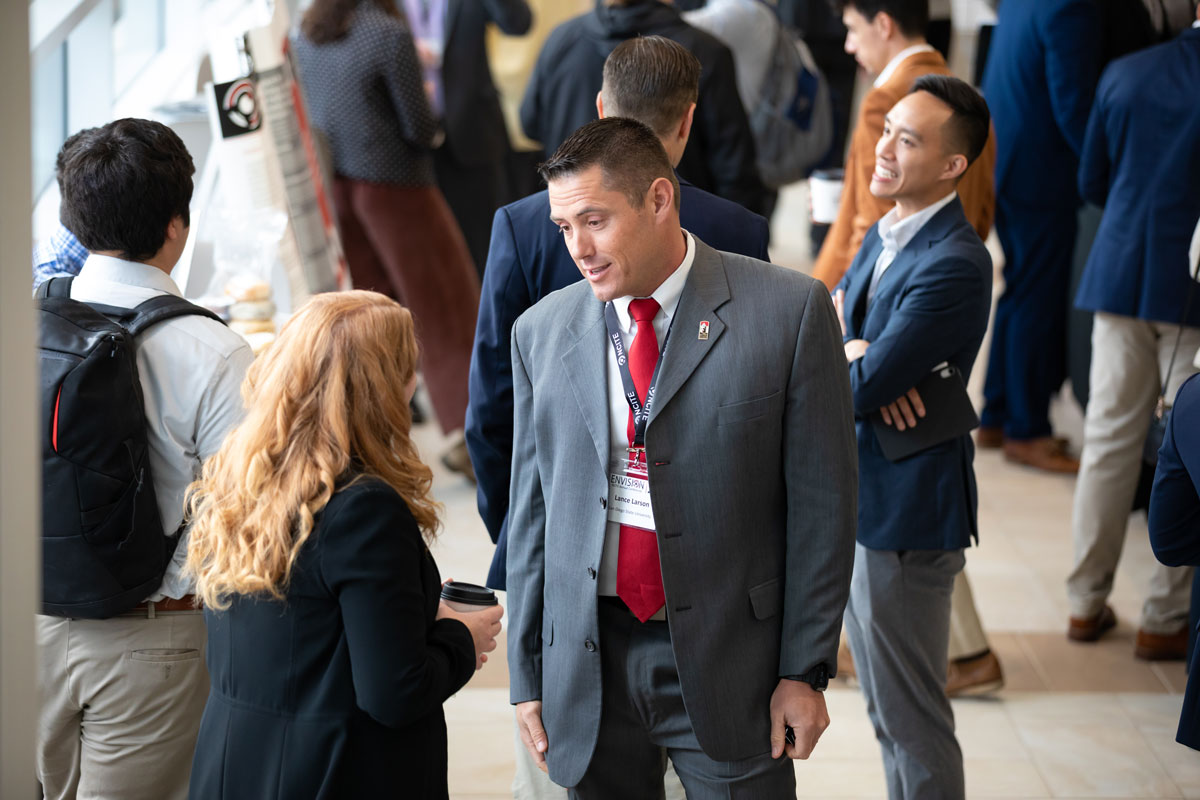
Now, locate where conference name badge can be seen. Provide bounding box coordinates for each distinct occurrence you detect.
[607,458,655,531]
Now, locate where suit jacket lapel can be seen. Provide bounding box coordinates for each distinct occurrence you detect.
[863,198,965,322]
[843,235,881,338]
[560,293,612,475]
[647,240,730,426]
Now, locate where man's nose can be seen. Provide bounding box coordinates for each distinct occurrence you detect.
[876,131,893,159]
[568,230,594,262]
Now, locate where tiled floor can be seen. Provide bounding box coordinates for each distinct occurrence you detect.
[419,181,1198,798]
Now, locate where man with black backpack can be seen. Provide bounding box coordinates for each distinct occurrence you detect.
[35,118,253,800]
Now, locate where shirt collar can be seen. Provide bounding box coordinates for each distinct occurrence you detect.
[877,191,957,253]
[75,253,183,297]
[874,43,937,88]
[613,230,695,331]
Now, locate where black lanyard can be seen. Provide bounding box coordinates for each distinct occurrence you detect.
[603,301,673,454]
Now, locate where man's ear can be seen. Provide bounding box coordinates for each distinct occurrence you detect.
[165,215,185,242]
[648,177,675,218]
[874,10,896,40]
[596,91,605,120]
[677,103,696,144]
[942,153,968,182]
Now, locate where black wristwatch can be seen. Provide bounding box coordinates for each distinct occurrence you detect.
[785,663,829,692]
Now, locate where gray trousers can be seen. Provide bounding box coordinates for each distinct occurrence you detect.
[567,601,796,799]
[36,611,208,800]
[1069,312,1198,632]
[844,543,965,800]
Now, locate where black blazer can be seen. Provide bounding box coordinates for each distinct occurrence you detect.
[465,179,771,589]
[189,480,475,799]
[440,0,532,166]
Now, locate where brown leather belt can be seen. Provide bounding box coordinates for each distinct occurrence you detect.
[122,594,200,616]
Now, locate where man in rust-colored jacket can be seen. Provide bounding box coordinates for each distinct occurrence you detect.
[812,0,994,290]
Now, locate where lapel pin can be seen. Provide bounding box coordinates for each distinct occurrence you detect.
[698,320,710,341]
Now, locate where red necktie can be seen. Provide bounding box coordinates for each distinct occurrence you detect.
[616,298,666,622]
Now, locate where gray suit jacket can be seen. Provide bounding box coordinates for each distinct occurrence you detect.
[506,238,858,786]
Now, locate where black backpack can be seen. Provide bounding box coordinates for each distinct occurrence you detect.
[36,277,224,618]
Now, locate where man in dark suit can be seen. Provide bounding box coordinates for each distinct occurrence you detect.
[519,0,766,214]
[401,0,532,275]
[977,0,1102,473]
[1149,369,1200,752]
[1067,11,1200,659]
[506,116,856,796]
[467,36,771,593]
[833,76,993,799]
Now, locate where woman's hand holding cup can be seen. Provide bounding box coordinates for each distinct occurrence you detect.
[438,580,503,671]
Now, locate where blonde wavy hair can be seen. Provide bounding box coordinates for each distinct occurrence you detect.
[184,290,440,610]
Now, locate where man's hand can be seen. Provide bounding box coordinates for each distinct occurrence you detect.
[769,679,829,760]
[879,387,925,431]
[832,289,847,337]
[844,338,869,362]
[516,700,549,773]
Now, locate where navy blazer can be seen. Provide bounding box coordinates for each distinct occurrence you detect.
[189,480,476,798]
[982,0,1102,209]
[1075,27,1200,325]
[466,181,770,588]
[1149,372,1200,751]
[834,198,992,551]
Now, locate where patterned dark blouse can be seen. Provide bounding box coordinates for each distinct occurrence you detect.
[292,3,440,187]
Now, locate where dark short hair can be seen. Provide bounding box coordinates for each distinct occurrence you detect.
[830,0,929,38]
[539,117,680,211]
[57,118,195,261]
[909,74,990,167]
[602,36,701,137]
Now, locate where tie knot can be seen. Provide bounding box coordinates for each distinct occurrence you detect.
[629,298,660,324]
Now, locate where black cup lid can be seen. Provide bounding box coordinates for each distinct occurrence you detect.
[440,581,498,606]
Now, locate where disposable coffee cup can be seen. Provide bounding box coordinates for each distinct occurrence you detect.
[809,168,845,224]
[440,581,498,613]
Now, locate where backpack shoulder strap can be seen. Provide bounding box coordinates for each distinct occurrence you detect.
[124,294,226,337]
[35,276,74,300]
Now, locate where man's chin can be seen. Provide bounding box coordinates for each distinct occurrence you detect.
[868,180,895,200]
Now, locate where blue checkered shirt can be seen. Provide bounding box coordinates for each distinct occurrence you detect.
[33,225,88,290]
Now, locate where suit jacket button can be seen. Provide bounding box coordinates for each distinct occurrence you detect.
[585,639,596,652]
[587,567,596,579]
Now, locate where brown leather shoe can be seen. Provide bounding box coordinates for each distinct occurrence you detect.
[1003,436,1080,474]
[1134,625,1189,661]
[975,426,1004,449]
[1068,604,1117,642]
[440,437,477,484]
[946,650,1005,696]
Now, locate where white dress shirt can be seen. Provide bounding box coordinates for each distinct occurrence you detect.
[867,191,958,303]
[873,43,937,88]
[598,231,696,602]
[70,255,254,600]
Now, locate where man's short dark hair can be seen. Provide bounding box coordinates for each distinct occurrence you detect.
[57,118,195,262]
[830,0,929,38]
[539,117,680,211]
[602,36,701,137]
[909,74,990,167]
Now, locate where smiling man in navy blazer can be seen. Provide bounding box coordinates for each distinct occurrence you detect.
[466,36,770,593]
[833,75,993,800]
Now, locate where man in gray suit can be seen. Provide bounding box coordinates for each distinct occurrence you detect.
[506,117,858,797]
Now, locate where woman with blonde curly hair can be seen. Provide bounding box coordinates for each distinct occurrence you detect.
[185,290,501,799]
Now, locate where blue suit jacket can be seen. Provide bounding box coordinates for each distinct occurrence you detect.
[982,0,1102,209]
[834,198,992,551]
[1075,27,1200,325]
[466,180,770,588]
[1149,372,1200,751]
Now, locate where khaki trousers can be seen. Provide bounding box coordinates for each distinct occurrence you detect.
[948,570,989,660]
[1069,312,1199,632]
[36,611,208,800]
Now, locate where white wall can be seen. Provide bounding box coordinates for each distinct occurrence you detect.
[0,0,39,793]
